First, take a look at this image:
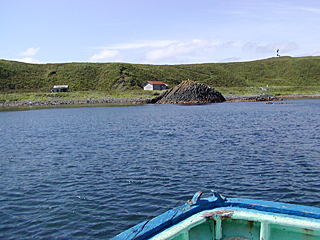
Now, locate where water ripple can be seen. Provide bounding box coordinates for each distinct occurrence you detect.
[0,100,320,239]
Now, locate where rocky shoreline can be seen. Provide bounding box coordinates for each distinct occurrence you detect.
[0,97,146,108]
[224,94,283,102]
[225,93,320,102]
[1,94,319,109]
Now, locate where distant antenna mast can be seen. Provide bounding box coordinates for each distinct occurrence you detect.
[276,48,280,57]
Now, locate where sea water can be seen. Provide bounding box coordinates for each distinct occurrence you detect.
[0,99,319,239]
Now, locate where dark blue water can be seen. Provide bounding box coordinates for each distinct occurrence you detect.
[1,99,320,239]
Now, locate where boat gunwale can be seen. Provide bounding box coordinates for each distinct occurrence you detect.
[150,207,320,240]
[111,191,320,240]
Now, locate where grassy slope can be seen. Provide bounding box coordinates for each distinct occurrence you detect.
[1,56,320,102]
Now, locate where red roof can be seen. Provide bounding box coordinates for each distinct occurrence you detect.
[148,81,168,85]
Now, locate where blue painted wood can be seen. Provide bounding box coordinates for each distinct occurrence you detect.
[228,198,320,220]
[111,191,320,240]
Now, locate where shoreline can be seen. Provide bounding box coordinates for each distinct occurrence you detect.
[224,93,320,102]
[0,97,145,109]
[1,94,320,110]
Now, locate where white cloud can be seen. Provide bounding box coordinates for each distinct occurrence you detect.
[116,40,178,50]
[298,7,320,14]
[257,42,298,54]
[89,49,122,62]
[20,47,41,57]
[219,57,241,63]
[145,39,211,62]
[15,47,41,62]
[242,42,299,54]
[242,42,257,53]
[13,57,40,63]
[296,51,320,57]
[89,40,178,50]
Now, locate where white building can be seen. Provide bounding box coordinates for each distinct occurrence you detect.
[143,81,168,91]
[49,85,69,92]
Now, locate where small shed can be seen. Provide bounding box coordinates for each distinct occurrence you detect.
[50,85,69,93]
[143,81,168,91]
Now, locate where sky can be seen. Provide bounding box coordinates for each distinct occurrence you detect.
[1,0,320,64]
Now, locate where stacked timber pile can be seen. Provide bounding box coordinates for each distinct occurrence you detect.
[147,80,225,104]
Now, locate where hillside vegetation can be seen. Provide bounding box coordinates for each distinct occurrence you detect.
[1,56,320,96]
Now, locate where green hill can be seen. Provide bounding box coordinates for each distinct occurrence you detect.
[1,56,320,95]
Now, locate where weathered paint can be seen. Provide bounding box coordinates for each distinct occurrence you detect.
[112,191,320,240]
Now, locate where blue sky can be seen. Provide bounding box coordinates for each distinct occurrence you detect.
[1,0,320,64]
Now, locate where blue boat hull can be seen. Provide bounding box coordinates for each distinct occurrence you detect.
[112,191,320,240]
